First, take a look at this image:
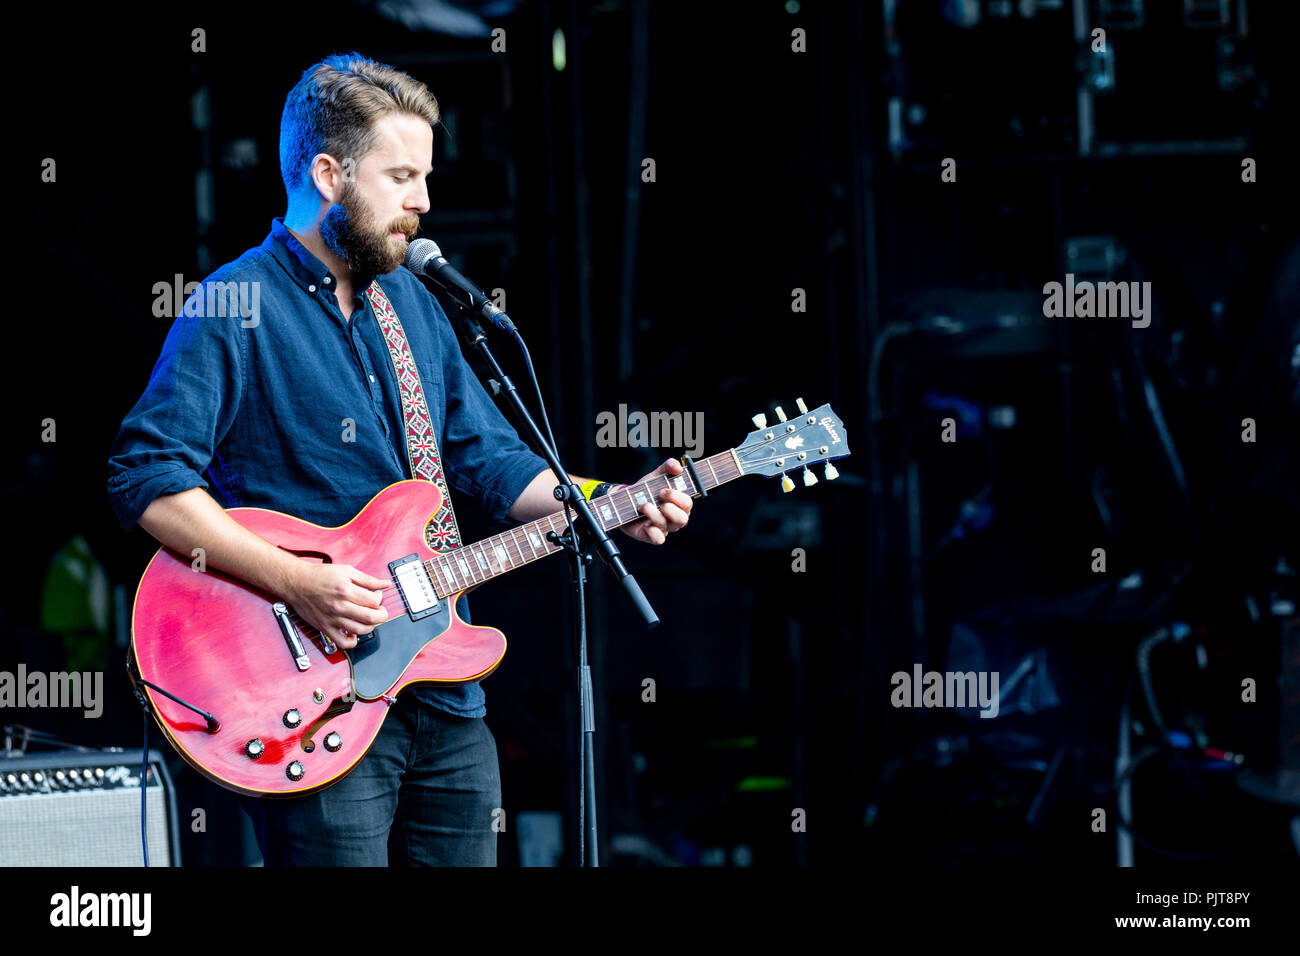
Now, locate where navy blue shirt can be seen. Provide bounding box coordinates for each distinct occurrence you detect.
[107,218,548,717]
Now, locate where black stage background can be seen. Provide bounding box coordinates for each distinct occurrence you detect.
[4,0,1300,930]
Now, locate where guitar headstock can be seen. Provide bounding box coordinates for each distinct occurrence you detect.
[733,399,850,491]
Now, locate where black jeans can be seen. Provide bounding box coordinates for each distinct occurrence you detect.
[241,693,501,865]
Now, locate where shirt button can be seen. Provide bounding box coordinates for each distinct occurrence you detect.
[323,277,332,285]
[308,284,317,293]
[369,374,376,383]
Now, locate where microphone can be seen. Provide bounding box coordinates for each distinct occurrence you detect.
[405,238,516,333]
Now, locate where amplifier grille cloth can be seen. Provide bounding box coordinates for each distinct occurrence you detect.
[0,788,172,866]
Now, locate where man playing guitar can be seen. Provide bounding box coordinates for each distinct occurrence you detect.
[107,52,692,866]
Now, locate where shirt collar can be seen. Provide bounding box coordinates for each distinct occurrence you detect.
[263,217,352,297]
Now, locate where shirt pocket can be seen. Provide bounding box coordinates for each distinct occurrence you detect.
[409,360,447,448]
[413,360,445,410]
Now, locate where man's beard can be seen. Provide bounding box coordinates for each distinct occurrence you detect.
[320,181,421,278]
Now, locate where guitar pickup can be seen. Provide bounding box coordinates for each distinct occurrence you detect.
[389,554,439,621]
[272,602,311,671]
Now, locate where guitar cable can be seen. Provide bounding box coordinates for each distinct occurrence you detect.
[141,709,149,867]
[133,678,221,734]
[124,652,153,867]
[127,650,221,866]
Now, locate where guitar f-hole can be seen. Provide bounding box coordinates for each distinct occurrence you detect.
[300,696,355,753]
[277,547,333,563]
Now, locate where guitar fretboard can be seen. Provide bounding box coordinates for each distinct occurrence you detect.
[422,449,742,597]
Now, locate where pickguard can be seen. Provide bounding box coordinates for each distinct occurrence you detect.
[346,601,454,699]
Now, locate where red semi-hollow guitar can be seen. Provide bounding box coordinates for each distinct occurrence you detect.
[129,402,848,797]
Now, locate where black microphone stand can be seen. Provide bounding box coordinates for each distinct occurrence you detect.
[437,294,659,867]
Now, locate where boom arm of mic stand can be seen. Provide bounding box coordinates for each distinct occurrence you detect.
[467,333,660,630]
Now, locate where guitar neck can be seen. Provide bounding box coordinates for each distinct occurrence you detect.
[423,448,743,598]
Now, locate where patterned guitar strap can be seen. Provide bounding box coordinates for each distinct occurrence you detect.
[365,280,463,554]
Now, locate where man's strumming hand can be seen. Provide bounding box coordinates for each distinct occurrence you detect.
[282,562,391,650]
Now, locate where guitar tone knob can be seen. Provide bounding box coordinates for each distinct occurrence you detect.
[283,709,302,729]
[245,739,265,759]
[286,761,305,782]
[324,732,343,753]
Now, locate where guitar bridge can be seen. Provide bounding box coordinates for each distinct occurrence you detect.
[272,602,311,671]
[389,554,439,621]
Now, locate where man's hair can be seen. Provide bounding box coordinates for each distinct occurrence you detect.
[279,52,440,198]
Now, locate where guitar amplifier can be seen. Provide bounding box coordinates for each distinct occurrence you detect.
[0,750,181,866]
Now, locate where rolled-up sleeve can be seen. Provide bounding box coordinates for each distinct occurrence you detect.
[437,317,547,524]
[107,295,245,531]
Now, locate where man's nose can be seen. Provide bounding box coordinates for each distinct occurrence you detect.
[407,182,430,216]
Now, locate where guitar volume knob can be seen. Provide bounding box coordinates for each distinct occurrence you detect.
[324,732,342,752]
[283,709,302,729]
[245,739,265,759]
[286,761,305,782]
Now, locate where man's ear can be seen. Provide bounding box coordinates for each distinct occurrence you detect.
[308,153,344,202]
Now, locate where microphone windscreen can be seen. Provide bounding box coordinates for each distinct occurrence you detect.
[405,238,441,273]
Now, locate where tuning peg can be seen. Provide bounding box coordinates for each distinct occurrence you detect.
[824,462,839,481]
[796,397,808,414]
[802,466,817,486]
[752,413,767,429]
[774,406,788,423]
[780,474,795,493]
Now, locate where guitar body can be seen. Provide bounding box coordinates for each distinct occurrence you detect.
[130,480,505,798]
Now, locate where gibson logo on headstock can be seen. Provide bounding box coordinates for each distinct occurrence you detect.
[820,416,842,444]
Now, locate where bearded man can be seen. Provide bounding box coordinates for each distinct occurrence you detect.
[107,52,691,866]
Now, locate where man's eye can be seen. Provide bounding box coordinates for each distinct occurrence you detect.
[393,175,409,183]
